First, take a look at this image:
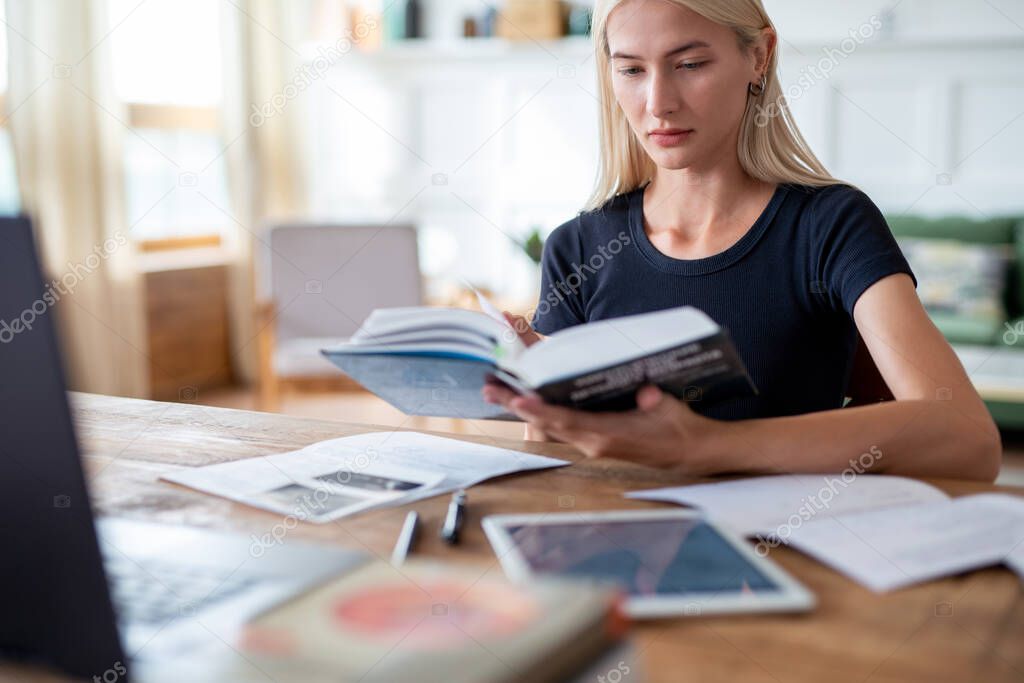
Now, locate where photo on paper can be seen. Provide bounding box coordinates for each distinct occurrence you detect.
[313,469,423,492]
[307,461,444,504]
[259,483,369,517]
[261,462,448,521]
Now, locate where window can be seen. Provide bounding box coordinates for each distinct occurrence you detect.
[108,0,231,245]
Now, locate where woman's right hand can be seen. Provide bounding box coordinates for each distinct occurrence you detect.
[502,311,544,347]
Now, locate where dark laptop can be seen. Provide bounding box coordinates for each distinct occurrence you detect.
[0,216,366,681]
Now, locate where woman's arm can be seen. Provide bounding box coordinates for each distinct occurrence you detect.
[484,274,1002,481]
[722,273,1000,481]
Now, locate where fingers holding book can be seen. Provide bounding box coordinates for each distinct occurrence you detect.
[483,377,556,443]
[485,382,726,473]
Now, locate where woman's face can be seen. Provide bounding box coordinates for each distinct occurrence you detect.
[606,0,766,173]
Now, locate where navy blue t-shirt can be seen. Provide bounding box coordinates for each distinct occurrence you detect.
[531,183,915,421]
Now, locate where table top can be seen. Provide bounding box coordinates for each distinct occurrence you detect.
[6,393,1024,682]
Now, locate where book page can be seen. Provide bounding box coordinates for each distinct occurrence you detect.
[513,306,719,386]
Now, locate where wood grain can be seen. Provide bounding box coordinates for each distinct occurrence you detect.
[4,393,1023,682]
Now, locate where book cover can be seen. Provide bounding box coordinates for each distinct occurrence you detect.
[325,352,514,419]
[240,560,626,683]
[534,329,756,411]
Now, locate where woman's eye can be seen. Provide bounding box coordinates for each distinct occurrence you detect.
[618,67,643,77]
[679,61,707,71]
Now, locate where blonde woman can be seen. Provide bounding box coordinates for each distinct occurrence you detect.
[483,0,1001,481]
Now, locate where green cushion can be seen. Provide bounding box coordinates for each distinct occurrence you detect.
[887,216,1016,245]
[978,397,1024,430]
[983,400,1024,429]
[931,313,1002,345]
[886,215,1024,320]
[1015,224,1024,316]
[897,238,1011,329]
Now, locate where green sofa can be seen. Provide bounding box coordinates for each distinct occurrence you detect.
[887,215,1024,429]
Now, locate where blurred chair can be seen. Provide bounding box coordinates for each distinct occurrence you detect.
[256,223,422,410]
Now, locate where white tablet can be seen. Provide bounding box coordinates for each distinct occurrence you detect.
[483,509,815,619]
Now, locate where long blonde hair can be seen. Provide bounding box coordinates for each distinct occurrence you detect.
[586,0,839,211]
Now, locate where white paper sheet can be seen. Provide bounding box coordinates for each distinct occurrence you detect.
[462,278,508,325]
[783,493,1024,592]
[625,475,950,537]
[163,431,569,523]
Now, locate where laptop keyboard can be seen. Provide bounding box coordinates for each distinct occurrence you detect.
[104,555,261,626]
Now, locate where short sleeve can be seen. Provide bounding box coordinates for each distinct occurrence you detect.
[531,216,587,335]
[813,186,917,315]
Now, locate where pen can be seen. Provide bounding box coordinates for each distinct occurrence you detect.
[391,511,420,565]
[441,490,467,545]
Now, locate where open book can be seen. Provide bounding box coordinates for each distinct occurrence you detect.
[322,305,755,420]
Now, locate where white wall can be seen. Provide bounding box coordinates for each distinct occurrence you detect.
[765,0,1024,43]
[303,1,1024,300]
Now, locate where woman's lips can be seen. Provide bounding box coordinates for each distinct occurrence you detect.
[649,129,694,147]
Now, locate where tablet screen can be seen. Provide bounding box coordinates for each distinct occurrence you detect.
[505,517,780,596]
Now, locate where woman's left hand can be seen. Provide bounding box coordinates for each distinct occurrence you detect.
[482,382,728,474]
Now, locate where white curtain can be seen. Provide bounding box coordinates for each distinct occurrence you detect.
[220,0,308,384]
[5,0,149,397]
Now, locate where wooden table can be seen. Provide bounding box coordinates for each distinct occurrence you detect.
[8,393,1024,682]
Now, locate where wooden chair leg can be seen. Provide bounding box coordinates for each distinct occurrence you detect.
[256,300,280,412]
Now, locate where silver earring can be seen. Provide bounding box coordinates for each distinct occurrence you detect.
[748,74,767,97]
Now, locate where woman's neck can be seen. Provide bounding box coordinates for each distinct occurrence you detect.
[642,162,777,260]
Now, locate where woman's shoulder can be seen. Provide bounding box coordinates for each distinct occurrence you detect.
[784,182,881,220]
[779,183,891,245]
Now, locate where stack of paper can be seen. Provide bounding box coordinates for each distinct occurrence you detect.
[781,493,1024,592]
[626,475,950,537]
[627,476,1024,592]
[164,431,568,523]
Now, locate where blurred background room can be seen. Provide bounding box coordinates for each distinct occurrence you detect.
[4,0,1024,474]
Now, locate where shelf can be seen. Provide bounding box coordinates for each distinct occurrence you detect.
[301,33,1024,69]
[302,36,595,66]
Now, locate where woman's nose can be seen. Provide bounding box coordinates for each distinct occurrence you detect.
[646,69,682,119]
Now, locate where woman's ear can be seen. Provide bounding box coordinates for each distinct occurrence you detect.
[750,27,777,78]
